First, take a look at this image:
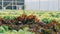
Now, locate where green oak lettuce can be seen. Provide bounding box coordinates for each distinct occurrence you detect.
[0,26,35,34]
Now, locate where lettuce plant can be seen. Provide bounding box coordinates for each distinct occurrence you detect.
[0,26,35,34]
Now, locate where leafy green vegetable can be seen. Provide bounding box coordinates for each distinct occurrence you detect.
[0,30,3,33]
[0,26,5,33]
[2,25,8,31]
[42,18,52,24]
[10,16,15,20]
[4,16,10,20]
[0,26,35,34]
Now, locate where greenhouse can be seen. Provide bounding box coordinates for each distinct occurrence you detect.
[0,0,60,34]
[0,0,24,10]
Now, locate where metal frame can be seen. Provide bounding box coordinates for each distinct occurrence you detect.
[0,0,24,10]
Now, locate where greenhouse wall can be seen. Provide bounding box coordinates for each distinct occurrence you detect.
[0,0,60,11]
[25,0,60,11]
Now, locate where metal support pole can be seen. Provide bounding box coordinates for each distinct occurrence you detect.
[15,0,17,10]
[2,0,3,10]
[23,0,25,14]
[12,0,13,10]
[16,0,17,10]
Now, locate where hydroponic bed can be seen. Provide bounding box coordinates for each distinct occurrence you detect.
[0,10,60,34]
